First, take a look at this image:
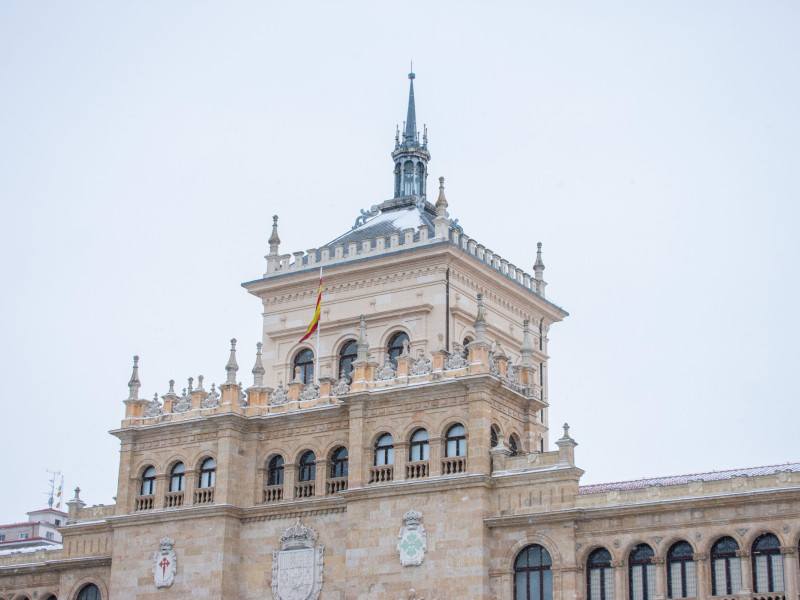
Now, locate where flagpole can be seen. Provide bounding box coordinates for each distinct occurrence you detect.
[316,267,322,385]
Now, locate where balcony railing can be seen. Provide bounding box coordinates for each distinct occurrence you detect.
[263,485,283,503]
[135,495,154,511]
[369,465,394,484]
[442,456,467,475]
[294,481,315,499]
[406,460,428,479]
[164,491,184,508]
[326,477,348,495]
[194,487,214,505]
[749,595,786,600]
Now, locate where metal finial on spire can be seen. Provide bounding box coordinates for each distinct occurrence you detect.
[252,342,265,387]
[127,355,141,400]
[404,70,417,143]
[225,338,239,385]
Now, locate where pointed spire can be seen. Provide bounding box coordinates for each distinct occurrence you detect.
[520,319,534,366]
[474,294,487,342]
[252,342,265,386]
[356,314,370,361]
[268,215,281,254]
[436,177,448,214]
[404,70,417,143]
[533,242,547,296]
[225,338,239,385]
[127,355,141,400]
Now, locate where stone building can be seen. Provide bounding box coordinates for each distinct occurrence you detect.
[1,72,798,600]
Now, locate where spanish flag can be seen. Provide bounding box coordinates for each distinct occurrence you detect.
[299,270,322,343]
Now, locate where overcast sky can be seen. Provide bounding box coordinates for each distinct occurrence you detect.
[1,1,798,522]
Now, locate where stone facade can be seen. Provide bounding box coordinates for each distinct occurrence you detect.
[1,73,798,600]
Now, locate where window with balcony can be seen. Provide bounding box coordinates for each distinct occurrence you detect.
[140,465,156,496]
[198,457,216,488]
[298,451,316,482]
[387,332,409,367]
[170,462,185,492]
[294,348,314,384]
[338,340,357,381]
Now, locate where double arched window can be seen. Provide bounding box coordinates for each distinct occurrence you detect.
[170,463,185,492]
[330,447,348,479]
[77,584,101,600]
[294,349,314,384]
[667,541,696,598]
[140,466,156,496]
[338,340,357,381]
[198,457,216,488]
[375,433,394,466]
[298,451,316,482]
[752,533,784,593]
[514,544,553,600]
[387,332,409,367]
[629,544,655,600]
[587,548,614,600]
[409,429,429,462]
[710,536,741,595]
[267,455,284,486]
[445,424,466,457]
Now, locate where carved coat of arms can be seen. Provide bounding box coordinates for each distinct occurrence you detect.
[397,510,427,566]
[272,518,324,600]
[152,537,177,588]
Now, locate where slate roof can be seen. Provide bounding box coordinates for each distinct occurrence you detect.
[578,462,800,495]
[326,199,436,248]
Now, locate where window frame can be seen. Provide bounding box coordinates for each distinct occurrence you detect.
[298,451,316,483]
[338,340,358,381]
[387,332,410,367]
[514,543,554,600]
[374,433,395,466]
[169,462,185,492]
[666,541,696,599]
[751,533,784,593]
[267,455,285,486]
[140,465,156,496]
[198,457,216,489]
[586,547,614,600]
[330,446,348,479]
[710,536,741,596]
[294,348,315,384]
[628,544,655,600]
[445,423,466,457]
[409,428,430,462]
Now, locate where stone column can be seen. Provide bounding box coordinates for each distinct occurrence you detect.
[781,546,798,597]
[185,468,197,506]
[611,561,626,600]
[283,461,296,500]
[315,458,328,497]
[466,382,492,476]
[428,435,443,476]
[394,441,408,482]
[693,554,709,600]
[347,396,366,488]
[736,549,752,593]
[155,474,168,509]
[652,557,666,600]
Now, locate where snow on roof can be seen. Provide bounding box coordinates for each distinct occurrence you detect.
[578,462,800,495]
[0,543,62,557]
[326,204,434,248]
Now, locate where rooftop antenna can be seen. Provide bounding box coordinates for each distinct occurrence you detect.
[44,469,61,508]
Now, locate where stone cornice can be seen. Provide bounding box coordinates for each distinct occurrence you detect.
[0,554,111,575]
[107,503,244,528]
[343,474,494,501]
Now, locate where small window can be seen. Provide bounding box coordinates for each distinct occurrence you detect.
[140,465,156,495]
[54,519,61,526]
[375,433,394,466]
[490,425,499,448]
[710,536,742,596]
[46,531,54,541]
[445,424,466,457]
[515,544,553,600]
[409,429,429,462]
[752,533,784,593]
[338,340,358,381]
[587,548,614,600]
[387,332,410,367]
[198,457,216,488]
[0,534,5,541]
[19,532,29,539]
[294,348,315,384]
[298,451,316,482]
[330,447,348,478]
[77,583,101,600]
[629,544,655,600]
[667,541,697,598]
[170,462,186,492]
[268,455,285,486]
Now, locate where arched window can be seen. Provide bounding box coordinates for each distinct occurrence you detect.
[629,544,655,600]
[667,541,697,598]
[752,533,784,593]
[77,584,101,600]
[514,544,553,600]
[169,462,185,492]
[587,547,614,600]
[710,536,742,596]
[375,433,394,466]
[140,466,156,495]
[44,596,57,600]
[198,457,216,488]
[338,340,358,381]
[490,425,499,448]
[509,434,520,456]
[267,455,284,486]
[462,337,472,361]
[403,159,415,195]
[298,451,316,482]
[387,332,410,367]
[446,424,466,457]
[409,429,429,462]
[330,447,348,479]
[294,349,314,384]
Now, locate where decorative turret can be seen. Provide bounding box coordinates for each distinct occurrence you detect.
[127,355,141,400]
[225,338,239,385]
[265,215,281,274]
[473,293,487,343]
[556,423,577,465]
[534,242,547,297]
[356,314,370,361]
[433,176,450,238]
[252,342,265,387]
[392,70,431,199]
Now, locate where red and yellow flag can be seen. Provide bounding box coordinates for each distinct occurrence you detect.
[299,272,322,343]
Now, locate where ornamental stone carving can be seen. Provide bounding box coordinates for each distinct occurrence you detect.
[271,381,289,405]
[410,351,432,376]
[445,345,468,370]
[201,384,220,408]
[144,393,163,418]
[376,360,397,380]
[272,518,324,600]
[397,509,427,566]
[300,383,320,401]
[332,374,350,396]
[152,537,177,588]
[173,389,192,412]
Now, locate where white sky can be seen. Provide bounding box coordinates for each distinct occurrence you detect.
[1,1,798,522]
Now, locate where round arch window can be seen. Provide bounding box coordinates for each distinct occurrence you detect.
[667,541,696,598]
[198,457,216,488]
[140,466,156,496]
[330,447,348,479]
[514,544,553,600]
[710,536,742,596]
[338,340,357,381]
[268,455,284,486]
[77,584,101,600]
[298,451,316,482]
[294,349,315,384]
[409,429,429,462]
[445,424,466,457]
[586,547,613,600]
[169,462,185,492]
[374,433,394,466]
[629,544,655,600]
[387,332,409,367]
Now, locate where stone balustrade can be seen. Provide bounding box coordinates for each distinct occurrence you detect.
[369,465,394,484]
[406,460,429,479]
[164,491,184,508]
[193,488,214,505]
[134,495,154,511]
[294,482,315,499]
[326,477,348,495]
[441,456,467,475]
[263,485,282,503]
